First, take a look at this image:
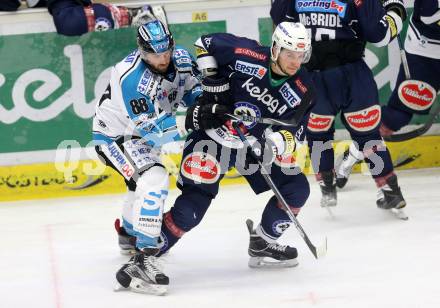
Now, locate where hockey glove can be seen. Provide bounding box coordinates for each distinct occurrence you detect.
[246,130,297,166]
[199,76,231,105]
[382,0,407,22]
[185,100,231,131]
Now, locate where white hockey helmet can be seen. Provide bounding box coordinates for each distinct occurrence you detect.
[271,22,311,63]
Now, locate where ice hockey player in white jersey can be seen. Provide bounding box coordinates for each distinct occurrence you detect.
[92,19,202,295]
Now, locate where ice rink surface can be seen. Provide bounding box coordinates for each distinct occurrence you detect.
[2,168,440,308]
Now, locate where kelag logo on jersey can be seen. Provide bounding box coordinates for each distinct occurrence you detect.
[235,60,267,79]
[296,0,347,18]
[279,83,301,107]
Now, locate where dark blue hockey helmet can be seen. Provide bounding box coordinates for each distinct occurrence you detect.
[137,19,174,54]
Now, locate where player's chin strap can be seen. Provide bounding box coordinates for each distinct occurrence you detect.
[232,121,327,259]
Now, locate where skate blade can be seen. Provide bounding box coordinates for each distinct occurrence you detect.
[119,248,136,255]
[320,199,337,208]
[248,257,299,269]
[390,208,409,220]
[321,204,336,219]
[114,279,167,296]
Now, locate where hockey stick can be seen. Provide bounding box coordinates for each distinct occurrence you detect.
[384,101,440,142]
[232,121,327,259]
[397,34,411,79]
[226,89,314,127]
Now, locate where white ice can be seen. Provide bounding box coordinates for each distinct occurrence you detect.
[1,168,440,308]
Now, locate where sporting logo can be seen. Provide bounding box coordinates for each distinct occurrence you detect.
[398,80,436,111]
[307,113,334,132]
[296,0,347,18]
[344,105,381,132]
[235,60,267,79]
[180,152,221,184]
[279,83,301,107]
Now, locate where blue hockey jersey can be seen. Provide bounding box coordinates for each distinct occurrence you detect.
[271,0,403,47]
[195,33,314,148]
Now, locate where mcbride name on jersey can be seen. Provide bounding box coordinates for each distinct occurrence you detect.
[195,33,313,148]
[93,46,202,147]
[272,0,404,47]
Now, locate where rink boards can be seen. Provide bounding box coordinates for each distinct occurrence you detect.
[1,136,439,202]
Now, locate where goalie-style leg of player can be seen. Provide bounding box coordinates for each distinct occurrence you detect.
[96,139,170,295]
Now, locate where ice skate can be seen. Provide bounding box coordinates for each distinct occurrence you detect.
[114,218,136,255]
[318,171,337,207]
[376,175,408,220]
[335,146,362,189]
[115,248,169,295]
[246,219,298,268]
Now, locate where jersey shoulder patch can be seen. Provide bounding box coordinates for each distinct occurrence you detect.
[173,46,194,72]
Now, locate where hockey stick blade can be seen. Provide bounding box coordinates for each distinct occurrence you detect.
[384,102,440,142]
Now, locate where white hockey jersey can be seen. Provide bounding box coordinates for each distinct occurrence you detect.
[93,46,201,147]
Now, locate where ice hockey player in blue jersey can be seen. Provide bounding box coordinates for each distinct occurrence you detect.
[92,19,202,295]
[155,22,315,270]
[271,0,408,213]
[381,0,440,136]
[336,0,440,198]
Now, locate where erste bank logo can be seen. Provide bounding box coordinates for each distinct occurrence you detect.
[235,60,267,79]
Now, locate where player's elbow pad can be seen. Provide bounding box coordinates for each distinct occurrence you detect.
[194,37,218,76]
[268,130,297,156]
[372,11,403,47]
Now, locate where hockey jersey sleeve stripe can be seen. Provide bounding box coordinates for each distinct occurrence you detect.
[119,54,141,83]
[420,10,440,25]
[92,132,117,144]
[409,19,440,44]
[371,11,403,47]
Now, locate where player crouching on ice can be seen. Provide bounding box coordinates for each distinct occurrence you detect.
[153,22,316,272]
[92,20,204,295]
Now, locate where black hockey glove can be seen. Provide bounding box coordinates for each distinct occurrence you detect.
[382,0,407,22]
[198,75,231,105]
[185,100,231,131]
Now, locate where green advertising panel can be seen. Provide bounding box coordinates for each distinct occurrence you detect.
[1,16,438,156]
[0,21,226,153]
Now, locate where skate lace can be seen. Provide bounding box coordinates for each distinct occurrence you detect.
[267,243,287,252]
[143,256,163,276]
